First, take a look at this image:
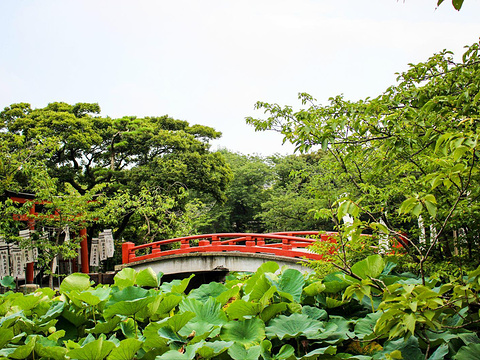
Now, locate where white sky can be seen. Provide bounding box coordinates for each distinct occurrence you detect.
[1,0,479,155]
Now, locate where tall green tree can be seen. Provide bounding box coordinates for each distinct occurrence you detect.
[259,152,337,232]
[247,41,480,279]
[0,102,232,244]
[196,151,273,233]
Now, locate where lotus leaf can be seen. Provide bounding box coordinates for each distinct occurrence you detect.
[244,261,279,295]
[261,340,295,360]
[142,322,168,349]
[188,281,228,302]
[322,273,351,293]
[61,305,89,327]
[225,298,261,320]
[155,293,183,317]
[103,286,154,319]
[0,328,14,349]
[47,329,66,342]
[302,305,328,321]
[137,294,163,320]
[86,316,121,335]
[36,287,56,299]
[179,297,227,325]
[155,348,196,360]
[317,294,348,308]
[276,268,305,303]
[216,285,240,306]
[40,301,65,322]
[303,281,326,297]
[1,335,36,359]
[313,316,354,343]
[60,273,91,294]
[114,268,137,290]
[354,311,382,340]
[351,255,385,280]
[228,343,262,360]
[303,345,337,359]
[35,336,68,360]
[0,276,15,290]
[107,338,143,360]
[178,320,218,339]
[220,318,265,347]
[287,302,302,313]
[159,311,196,332]
[195,340,233,358]
[454,344,480,359]
[266,313,323,340]
[67,337,116,360]
[79,287,111,306]
[120,317,137,338]
[11,293,41,312]
[259,285,278,307]
[136,268,160,288]
[260,303,288,323]
[157,326,187,344]
[0,310,25,328]
[159,274,194,294]
[247,274,274,302]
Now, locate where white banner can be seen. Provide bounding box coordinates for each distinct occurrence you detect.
[19,230,38,263]
[10,244,24,278]
[0,238,9,278]
[98,233,107,261]
[90,238,99,267]
[19,229,30,239]
[32,245,38,262]
[103,229,115,258]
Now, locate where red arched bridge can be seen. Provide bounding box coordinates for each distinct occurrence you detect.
[117,231,336,275]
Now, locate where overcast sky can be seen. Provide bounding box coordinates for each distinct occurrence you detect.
[1,0,479,155]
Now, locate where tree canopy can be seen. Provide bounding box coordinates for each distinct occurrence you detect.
[0,103,232,263]
[247,41,480,276]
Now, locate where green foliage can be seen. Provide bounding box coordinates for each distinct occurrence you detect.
[247,41,480,282]
[0,102,232,253]
[0,276,15,290]
[0,261,478,359]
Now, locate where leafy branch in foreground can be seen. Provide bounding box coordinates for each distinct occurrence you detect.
[247,41,480,282]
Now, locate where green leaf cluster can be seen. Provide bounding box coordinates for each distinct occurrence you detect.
[247,40,480,279]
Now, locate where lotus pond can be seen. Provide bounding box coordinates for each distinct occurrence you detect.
[0,255,479,359]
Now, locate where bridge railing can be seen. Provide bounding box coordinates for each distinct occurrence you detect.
[121,231,338,264]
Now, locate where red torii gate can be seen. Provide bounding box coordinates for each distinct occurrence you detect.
[6,191,89,283]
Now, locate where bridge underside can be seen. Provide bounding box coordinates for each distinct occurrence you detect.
[115,252,314,275]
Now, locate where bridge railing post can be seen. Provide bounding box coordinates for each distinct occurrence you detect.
[180,239,190,249]
[152,244,161,255]
[245,236,256,251]
[122,242,135,264]
[282,238,292,251]
[211,235,220,249]
[256,237,265,246]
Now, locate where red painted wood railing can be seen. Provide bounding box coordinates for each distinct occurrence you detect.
[121,231,337,264]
